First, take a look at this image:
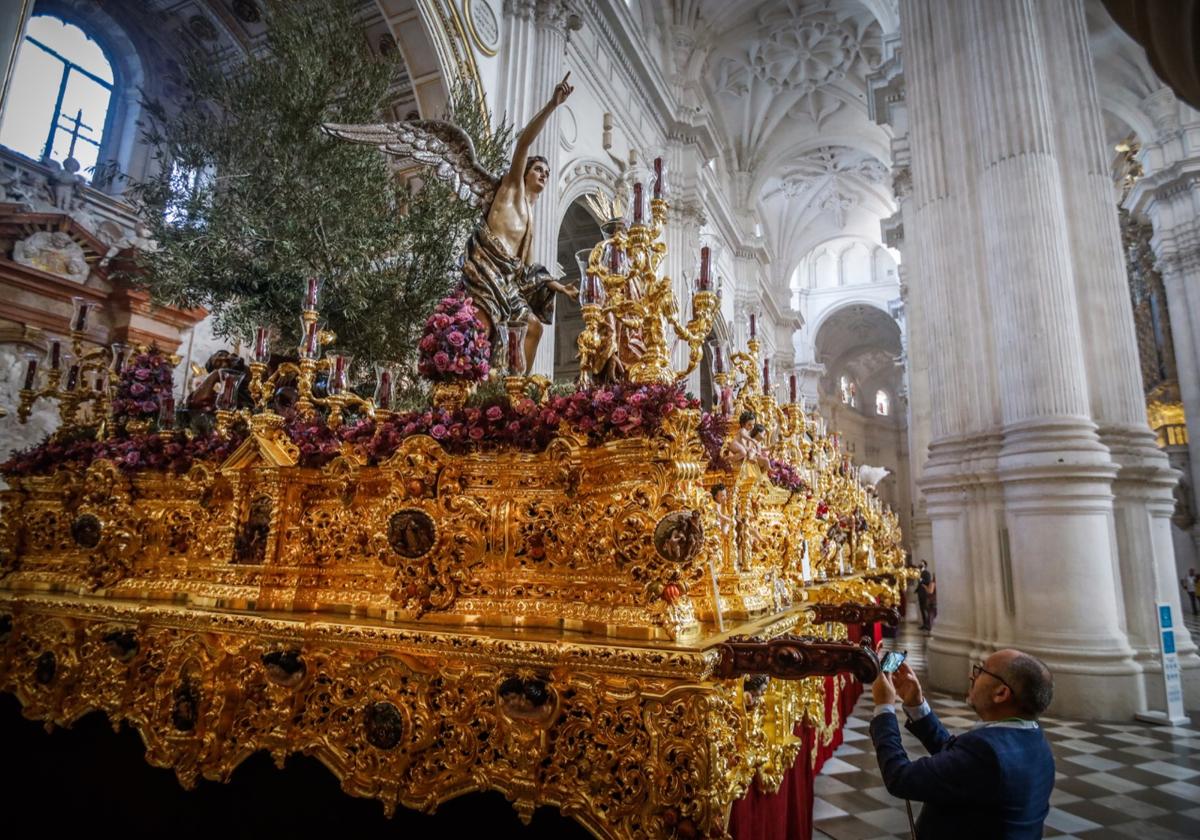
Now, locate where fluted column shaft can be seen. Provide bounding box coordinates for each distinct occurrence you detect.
[902,0,1198,716]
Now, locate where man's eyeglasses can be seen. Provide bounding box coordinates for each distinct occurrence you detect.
[971,663,1013,694]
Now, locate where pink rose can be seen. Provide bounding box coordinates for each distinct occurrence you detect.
[430,423,448,439]
[486,406,504,422]
[129,382,147,396]
[447,330,466,347]
[468,426,485,440]
[432,314,451,329]
[433,351,450,371]
[611,407,628,424]
[140,400,158,413]
[419,335,436,351]
[454,309,473,324]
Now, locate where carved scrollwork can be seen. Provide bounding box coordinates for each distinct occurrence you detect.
[808,602,900,627]
[711,635,879,683]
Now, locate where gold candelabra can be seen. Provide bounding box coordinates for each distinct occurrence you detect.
[577,196,719,386]
[17,297,127,437]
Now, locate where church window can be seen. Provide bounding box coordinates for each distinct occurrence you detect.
[839,375,857,407]
[0,16,115,181]
[876,389,890,416]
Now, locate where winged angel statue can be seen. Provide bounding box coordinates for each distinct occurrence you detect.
[323,74,578,372]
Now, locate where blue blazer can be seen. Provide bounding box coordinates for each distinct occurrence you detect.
[869,709,1055,839]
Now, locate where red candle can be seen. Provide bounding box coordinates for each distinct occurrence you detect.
[305,276,321,310]
[376,368,392,409]
[789,373,797,404]
[762,358,772,394]
[22,357,38,391]
[632,182,644,225]
[253,326,270,363]
[159,395,176,430]
[302,321,320,359]
[712,342,725,375]
[749,314,756,340]
[652,157,665,199]
[699,246,711,291]
[71,297,92,332]
[49,340,62,370]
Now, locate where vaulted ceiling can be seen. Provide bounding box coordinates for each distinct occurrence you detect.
[642,0,901,290]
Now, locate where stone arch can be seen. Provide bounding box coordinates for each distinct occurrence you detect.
[557,157,621,224]
[372,0,459,119]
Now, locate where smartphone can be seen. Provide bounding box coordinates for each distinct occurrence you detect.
[880,650,907,673]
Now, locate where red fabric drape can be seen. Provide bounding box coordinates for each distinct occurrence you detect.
[727,624,877,839]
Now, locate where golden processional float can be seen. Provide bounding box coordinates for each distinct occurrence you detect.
[0,157,910,839]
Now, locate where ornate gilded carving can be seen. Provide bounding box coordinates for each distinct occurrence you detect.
[809,602,901,628]
[712,635,879,683]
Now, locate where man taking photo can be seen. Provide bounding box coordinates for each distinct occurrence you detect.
[869,647,1055,838]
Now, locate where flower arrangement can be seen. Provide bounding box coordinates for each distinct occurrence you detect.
[698,411,730,472]
[2,383,699,477]
[111,348,175,430]
[416,292,490,382]
[0,428,247,478]
[767,457,808,493]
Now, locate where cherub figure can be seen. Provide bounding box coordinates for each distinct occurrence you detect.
[324,75,580,372]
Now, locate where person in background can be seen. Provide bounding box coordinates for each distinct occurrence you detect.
[917,561,933,631]
[870,646,1055,839]
[1183,568,1198,616]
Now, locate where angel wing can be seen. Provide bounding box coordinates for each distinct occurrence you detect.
[321,119,501,210]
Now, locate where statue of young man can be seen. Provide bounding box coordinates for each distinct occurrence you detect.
[323,73,579,372]
[462,72,579,371]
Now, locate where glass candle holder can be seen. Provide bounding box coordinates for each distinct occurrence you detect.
[698,246,712,291]
[253,326,271,364]
[158,395,176,430]
[22,352,39,391]
[602,241,628,277]
[374,364,395,410]
[506,321,528,375]
[110,342,129,373]
[216,369,244,411]
[711,339,726,376]
[304,276,322,311]
[70,296,93,333]
[64,358,80,391]
[652,156,668,200]
[327,353,353,396]
[299,318,322,360]
[580,272,604,306]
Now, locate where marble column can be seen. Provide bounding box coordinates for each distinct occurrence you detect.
[1127,92,1200,578]
[901,0,1198,717]
[1036,2,1196,704]
[498,0,570,377]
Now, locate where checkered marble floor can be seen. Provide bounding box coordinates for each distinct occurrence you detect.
[813,621,1200,840]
